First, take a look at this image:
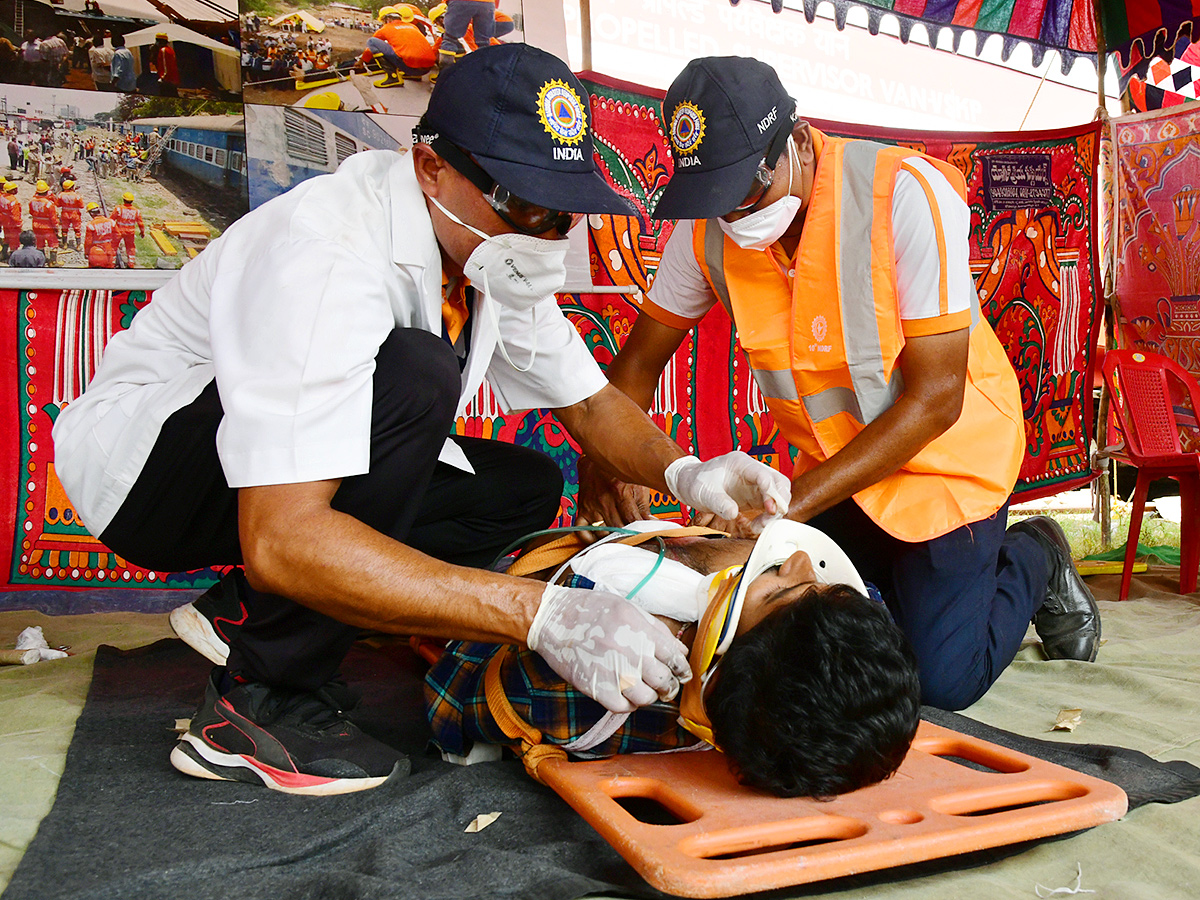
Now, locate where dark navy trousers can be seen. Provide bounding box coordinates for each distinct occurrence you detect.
[102,329,564,691]
[807,498,1051,710]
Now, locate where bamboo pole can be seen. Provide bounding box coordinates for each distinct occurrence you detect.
[1093,0,1118,548]
[580,0,593,72]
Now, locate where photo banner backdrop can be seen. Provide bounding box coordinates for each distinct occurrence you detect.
[242,1,524,115]
[0,88,249,270]
[1111,103,1200,449]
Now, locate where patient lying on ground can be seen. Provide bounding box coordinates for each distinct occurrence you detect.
[424,519,921,798]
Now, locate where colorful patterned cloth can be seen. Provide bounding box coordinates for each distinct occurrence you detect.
[1110,103,1200,449]
[804,0,1200,70]
[424,640,699,758]
[1121,39,1200,112]
[1,289,225,591]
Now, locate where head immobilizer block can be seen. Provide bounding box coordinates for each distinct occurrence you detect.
[537,721,1128,898]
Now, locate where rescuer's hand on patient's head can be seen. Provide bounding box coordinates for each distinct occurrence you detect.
[690,508,772,538]
[666,452,791,521]
[526,584,692,713]
[575,456,654,530]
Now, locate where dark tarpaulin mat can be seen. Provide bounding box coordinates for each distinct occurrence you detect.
[2,639,659,900]
[6,640,1200,900]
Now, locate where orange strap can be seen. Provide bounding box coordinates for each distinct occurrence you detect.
[489,525,725,782]
[441,274,470,344]
[505,526,726,578]
[483,645,567,783]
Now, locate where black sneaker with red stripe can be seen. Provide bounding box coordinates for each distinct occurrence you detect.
[170,671,409,795]
[169,570,251,667]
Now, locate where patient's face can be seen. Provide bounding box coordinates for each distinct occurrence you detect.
[734,550,819,637]
[660,536,831,638]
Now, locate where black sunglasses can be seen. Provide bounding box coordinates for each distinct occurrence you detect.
[431,137,578,237]
[725,120,794,217]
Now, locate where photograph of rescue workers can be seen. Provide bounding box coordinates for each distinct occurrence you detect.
[0,0,240,99]
[241,0,522,113]
[0,85,247,268]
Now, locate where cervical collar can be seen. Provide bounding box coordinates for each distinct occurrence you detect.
[677,519,866,747]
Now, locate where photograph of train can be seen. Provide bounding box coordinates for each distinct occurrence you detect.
[0,83,246,268]
[244,100,410,207]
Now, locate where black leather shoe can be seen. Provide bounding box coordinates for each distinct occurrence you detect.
[1009,515,1101,661]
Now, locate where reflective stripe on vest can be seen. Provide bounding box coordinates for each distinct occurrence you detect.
[703,222,800,402]
[839,142,905,424]
[703,207,903,423]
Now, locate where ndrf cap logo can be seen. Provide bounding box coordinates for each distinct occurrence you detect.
[670,101,705,156]
[537,80,587,146]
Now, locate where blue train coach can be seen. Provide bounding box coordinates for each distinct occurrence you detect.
[130,115,248,195]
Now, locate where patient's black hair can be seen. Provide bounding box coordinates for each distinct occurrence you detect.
[707,584,920,799]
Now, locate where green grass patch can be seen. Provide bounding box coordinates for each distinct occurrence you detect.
[1012,511,1182,560]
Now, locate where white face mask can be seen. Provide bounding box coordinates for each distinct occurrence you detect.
[429,194,569,372]
[717,137,802,251]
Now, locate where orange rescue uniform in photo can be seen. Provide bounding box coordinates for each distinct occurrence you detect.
[29,195,59,249]
[0,193,21,250]
[373,21,436,67]
[112,202,144,261]
[57,189,85,243]
[84,214,118,267]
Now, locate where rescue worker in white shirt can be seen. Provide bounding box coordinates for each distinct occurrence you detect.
[578,57,1100,712]
[52,45,789,796]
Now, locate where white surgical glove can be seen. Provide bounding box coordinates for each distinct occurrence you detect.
[527,584,692,713]
[665,452,791,520]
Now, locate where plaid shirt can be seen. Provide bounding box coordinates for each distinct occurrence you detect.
[424,639,701,758]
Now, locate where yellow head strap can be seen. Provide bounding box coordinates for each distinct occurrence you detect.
[676,565,745,748]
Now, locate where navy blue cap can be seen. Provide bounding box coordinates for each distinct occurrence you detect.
[652,57,795,220]
[417,44,635,216]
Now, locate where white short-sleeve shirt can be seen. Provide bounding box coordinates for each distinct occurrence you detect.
[53,151,607,534]
[645,156,975,336]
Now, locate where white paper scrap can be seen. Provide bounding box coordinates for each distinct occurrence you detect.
[464,812,502,833]
[1034,862,1096,897]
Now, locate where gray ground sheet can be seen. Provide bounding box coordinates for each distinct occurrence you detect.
[1,568,1199,898]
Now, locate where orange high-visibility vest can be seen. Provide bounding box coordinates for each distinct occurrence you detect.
[692,131,1023,542]
[112,203,142,233]
[84,216,117,266]
[57,191,85,216]
[29,196,58,229]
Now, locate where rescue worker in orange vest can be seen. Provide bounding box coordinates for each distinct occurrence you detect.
[0,181,21,259]
[365,6,435,88]
[83,201,118,268]
[112,191,144,266]
[28,180,59,253]
[579,57,1100,712]
[56,179,85,249]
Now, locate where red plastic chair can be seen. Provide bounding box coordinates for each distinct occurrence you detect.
[1100,349,1200,600]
